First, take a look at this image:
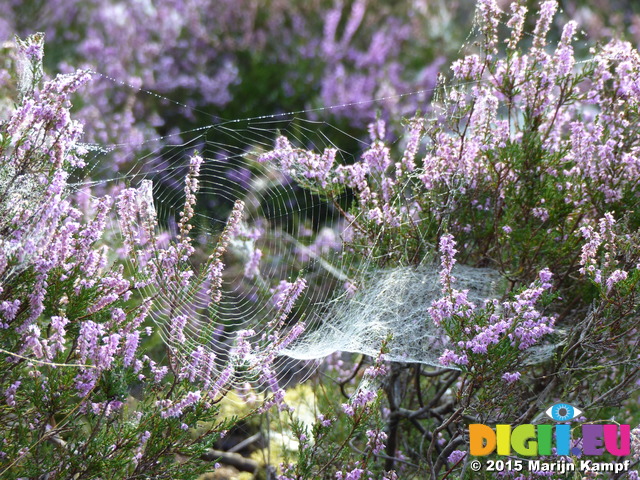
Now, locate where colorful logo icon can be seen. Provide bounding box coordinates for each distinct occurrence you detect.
[545,403,583,422]
[469,404,631,457]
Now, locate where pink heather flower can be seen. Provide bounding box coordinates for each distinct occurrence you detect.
[0,299,21,326]
[75,369,99,397]
[198,351,218,390]
[206,259,225,303]
[506,3,527,50]
[476,0,501,54]
[24,325,45,359]
[177,154,204,244]
[342,388,377,416]
[90,400,123,417]
[364,363,388,378]
[606,269,628,292]
[342,402,355,416]
[428,296,455,326]
[502,225,512,234]
[275,322,306,352]
[261,136,336,188]
[532,1,558,50]
[86,292,120,314]
[152,365,169,383]
[578,224,602,276]
[439,234,458,271]
[631,426,640,459]
[232,330,254,360]
[554,21,577,78]
[207,200,245,302]
[210,365,234,398]
[133,430,151,464]
[224,200,245,239]
[95,333,121,370]
[110,308,126,326]
[451,54,484,79]
[502,371,521,383]
[21,42,44,62]
[181,346,205,382]
[343,280,357,297]
[116,188,142,257]
[257,135,293,164]
[532,207,549,222]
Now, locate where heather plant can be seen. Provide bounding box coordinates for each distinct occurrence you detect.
[4,1,640,479]
[0,35,311,479]
[262,0,640,477]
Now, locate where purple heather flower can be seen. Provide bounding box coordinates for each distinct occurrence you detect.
[362,142,391,173]
[502,371,521,383]
[367,119,386,141]
[506,3,527,50]
[538,268,553,287]
[5,381,21,407]
[210,365,234,399]
[343,467,364,480]
[447,450,467,464]
[160,390,202,418]
[23,325,45,359]
[438,349,469,367]
[226,167,252,189]
[606,269,628,292]
[48,315,69,357]
[170,315,188,344]
[400,118,424,174]
[0,300,21,324]
[270,277,307,321]
[244,248,262,279]
[533,1,558,50]
[122,331,140,367]
[366,429,388,455]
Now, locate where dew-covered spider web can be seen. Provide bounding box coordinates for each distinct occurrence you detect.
[61,69,511,394]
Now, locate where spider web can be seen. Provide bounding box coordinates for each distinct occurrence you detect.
[61,20,597,392]
[61,71,504,393]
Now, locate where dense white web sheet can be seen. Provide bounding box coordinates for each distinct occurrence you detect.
[282,264,502,365]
